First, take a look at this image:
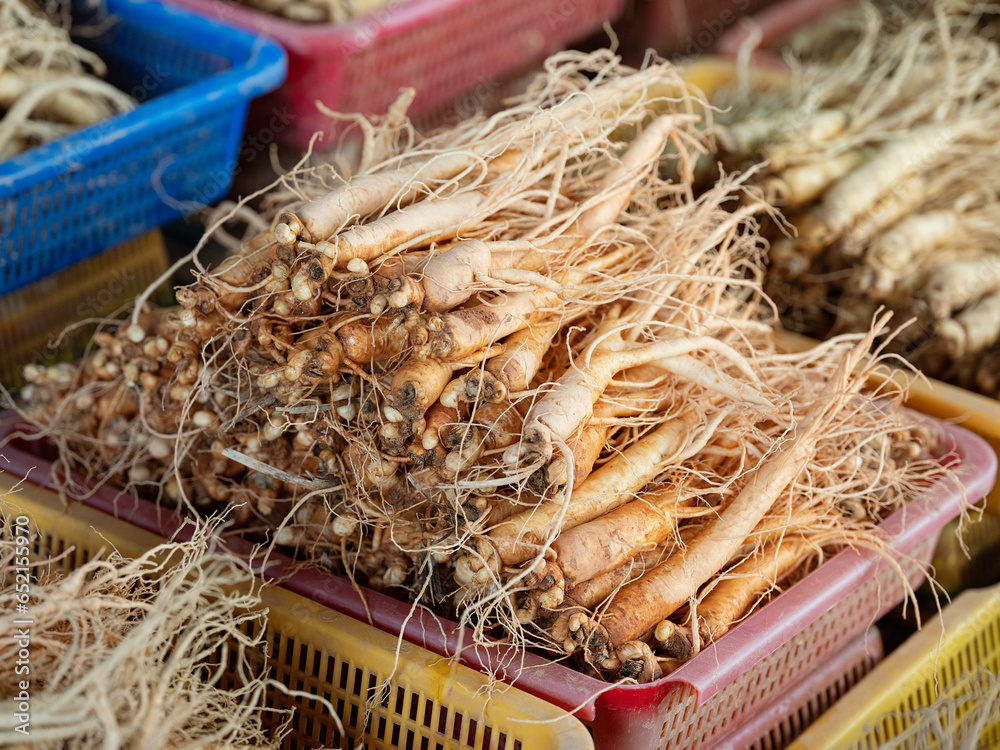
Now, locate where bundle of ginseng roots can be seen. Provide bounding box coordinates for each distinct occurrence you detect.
[705,2,1000,399]
[14,50,945,684]
[0,0,135,159]
[0,508,288,748]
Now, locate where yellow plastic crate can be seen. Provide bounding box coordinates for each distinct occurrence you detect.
[787,584,1000,749]
[681,55,792,96]
[0,230,170,388]
[0,473,593,750]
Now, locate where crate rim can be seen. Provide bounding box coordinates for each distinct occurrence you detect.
[163,0,517,54]
[0,0,287,191]
[162,0,628,151]
[0,410,993,723]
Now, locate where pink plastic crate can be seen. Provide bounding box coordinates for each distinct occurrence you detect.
[1,412,993,750]
[716,0,858,67]
[712,628,883,749]
[162,0,626,149]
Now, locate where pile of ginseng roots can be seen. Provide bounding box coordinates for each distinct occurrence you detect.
[15,50,944,684]
[0,507,289,748]
[0,0,134,159]
[705,1,1000,401]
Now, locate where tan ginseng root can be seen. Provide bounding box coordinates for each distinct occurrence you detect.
[453,397,748,617]
[448,316,565,406]
[495,181,778,475]
[919,254,1000,321]
[806,122,975,255]
[553,511,813,666]
[532,430,765,647]
[508,328,771,466]
[694,536,814,642]
[287,190,496,300]
[413,114,699,366]
[386,109,691,314]
[572,320,883,667]
[513,483,706,618]
[275,55,699,248]
[537,367,680,491]
[859,209,967,299]
[437,399,525,479]
[545,545,675,655]
[551,521,711,664]
[383,344,502,434]
[762,149,865,210]
[937,288,1000,358]
[451,413,699,588]
[280,77,703,310]
[274,151,483,246]
[544,482,706,595]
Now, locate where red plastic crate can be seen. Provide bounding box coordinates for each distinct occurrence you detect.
[712,628,883,749]
[1,412,993,749]
[716,0,858,67]
[161,0,626,149]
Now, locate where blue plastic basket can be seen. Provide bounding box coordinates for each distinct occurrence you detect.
[0,0,286,295]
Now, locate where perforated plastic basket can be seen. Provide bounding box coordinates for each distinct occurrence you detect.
[0,0,286,295]
[0,456,594,750]
[2,409,993,750]
[0,231,169,387]
[161,0,625,149]
[787,583,1000,749]
[713,628,883,750]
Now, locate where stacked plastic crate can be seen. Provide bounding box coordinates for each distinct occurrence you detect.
[8,1,1000,747]
[0,0,286,385]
